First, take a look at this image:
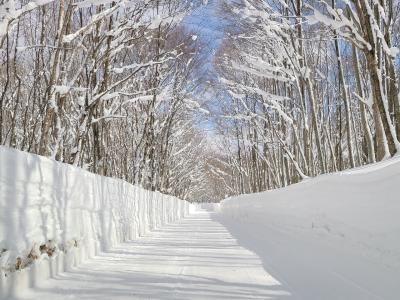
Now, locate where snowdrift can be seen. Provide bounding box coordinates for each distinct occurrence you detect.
[219,157,400,299]
[0,147,188,298]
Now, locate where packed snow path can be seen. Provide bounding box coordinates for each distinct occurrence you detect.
[19,211,290,300]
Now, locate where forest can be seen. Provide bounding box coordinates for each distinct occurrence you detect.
[1,1,400,299]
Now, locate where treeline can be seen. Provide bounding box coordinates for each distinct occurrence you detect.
[0,0,207,200]
[212,0,400,195]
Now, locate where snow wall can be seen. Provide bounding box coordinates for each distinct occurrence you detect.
[219,156,400,299]
[0,146,189,298]
[220,157,400,265]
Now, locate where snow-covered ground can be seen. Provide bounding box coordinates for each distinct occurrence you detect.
[219,157,400,300]
[0,147,188,299]
[1,147,400,300]
[11,211,289,300]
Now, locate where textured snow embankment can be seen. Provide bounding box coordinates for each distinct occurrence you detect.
[0,146,188,299]
[219,157,400,300]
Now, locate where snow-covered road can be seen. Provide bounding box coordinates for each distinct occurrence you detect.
[19,211,291,300]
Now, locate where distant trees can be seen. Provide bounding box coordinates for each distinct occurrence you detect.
[213,0,400,195]
[0,0,207,200]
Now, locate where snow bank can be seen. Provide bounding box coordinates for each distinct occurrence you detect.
[199,203,221,212]
[219,157,400,299]
[0,146,189,299]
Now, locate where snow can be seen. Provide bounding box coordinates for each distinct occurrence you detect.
[76,0,116,8]
[1,148,400,299]
[9,211,290,300]
[390,46,399,57]
[0,146,188,299]
[0,1,56,37]
[53,85,71,95]
[219,156,400,300]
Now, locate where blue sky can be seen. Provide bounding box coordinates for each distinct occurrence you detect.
[183,0,226,81]
[182,0,229,134]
